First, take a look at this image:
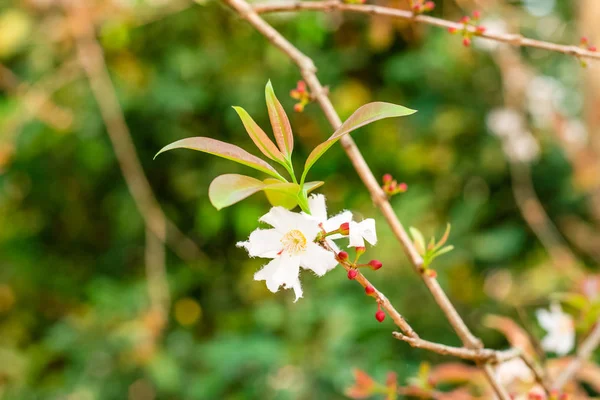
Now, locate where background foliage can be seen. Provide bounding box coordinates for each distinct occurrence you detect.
[0,0,597,398]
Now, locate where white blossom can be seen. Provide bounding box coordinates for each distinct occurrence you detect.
[237,206,338,301]
[536,303,575,356]
[348,219,377,248]
[495,358,534,386]
[306,194,352,251]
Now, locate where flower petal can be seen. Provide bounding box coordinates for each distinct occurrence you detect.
[348,221,366,248]
[536,309,554,331]
[357,219,377,245]
[308,193,328,222]
[300,242,338,276]
[323,210,352,236]
[237,228,282,258]
[261,206,321,240]
[254,254,302,299]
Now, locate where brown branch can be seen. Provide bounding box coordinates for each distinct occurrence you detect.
[253,0,600,61]
[64,0,203,263]
[145,225,170,321]
[392,332,521,363]
[553,319,600,390]
[222,1,509,398]
[520,353,551,396]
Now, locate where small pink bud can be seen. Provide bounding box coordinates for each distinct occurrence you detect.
[412,4,421,12]
[375,310,385,322]
[581,37,589,45]
[459,16,470,24]
[297,80,306,92]
[472,10,481,19]
[383,173,393,183]
[368,260,383,270]
[348,269,358,280]
[589,45,597,52]
[294,103,304,112]
[476,26,486,34]
[397,182,408,192]
[462,37,471,47]
[339,222,350,235]
[365,285,375,295]
[423,1,435,10]
[426,269,437,278]
[448,27,458,34]
[355,246,366,255]
[338,251,349,261]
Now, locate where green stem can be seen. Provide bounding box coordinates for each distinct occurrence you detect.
[283,158,298,184]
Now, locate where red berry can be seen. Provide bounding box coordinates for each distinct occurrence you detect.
[472,10,481,19]
[339,222,350,235]
[338,251,349,261]
[462,37,471,47]
[348,269,358,280]
[368,260,383,270]
[365,285,375,295]
[375,310,386,322]
[383,173,393,183]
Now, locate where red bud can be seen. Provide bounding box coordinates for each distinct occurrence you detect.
[365,285,375,295]
[383,173,393,183]
[348,269,358,280]
[355,246,366,255]
[472,10,481,19]
[397,182,408,192]
[297,80,306,92]
[459,16,470,24]
[589,45,597,52]
[294,103,304,113]
[368,260,383,270]
[423,1,435,10]
[462,37,471,47]
[339,222,350,235]
[476,26,486,34]
[448,27,458,34]
[338,251,349,261]
[375,310,385,322]
[581,37,589,45]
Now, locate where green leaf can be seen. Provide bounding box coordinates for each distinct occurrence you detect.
[301,102,416,182]
[409,227,426,255]
[303,181,324,194]
[155,137,284,180]
[208,174,266,210]
[263,178,301,210]
[232,106,286,164]
[265,81,293,157]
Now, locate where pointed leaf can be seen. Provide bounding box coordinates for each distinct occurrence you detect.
[209,174,266,210]
[265,81,293,157]
[263,179,300,209]
[155,137,283,179]
[409,227,426,255]
[232,106,285,163]
[302,102,416,182]
[303,181,324,193]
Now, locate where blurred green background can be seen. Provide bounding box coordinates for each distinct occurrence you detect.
[1,0,599,398]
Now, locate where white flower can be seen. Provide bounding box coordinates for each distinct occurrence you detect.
[495,358,534,386]
[348,219,377,248]
[237,207,338,301]
[536,303,575,356]
[305,194,352,250]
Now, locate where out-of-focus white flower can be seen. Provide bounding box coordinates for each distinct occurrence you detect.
[496,358,534,386]
[237,206,338,301]
[536,303,575,356]
[487,108,540,163]
[563,119,588,148]
[348,219,377,248]
[305,194,352,251]
[527,76,564,128]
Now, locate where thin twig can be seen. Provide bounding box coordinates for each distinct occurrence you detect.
[253,0,600,61]
[222,1,509,398]
[520,353,551,396]
[145,224,170,320]
[64,0,203,263]
[553,319,600,390]
[392,332,521,363]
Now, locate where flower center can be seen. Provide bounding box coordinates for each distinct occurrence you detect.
[280,229,307,255]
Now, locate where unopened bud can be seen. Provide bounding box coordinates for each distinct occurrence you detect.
[462,37,471,47]
[355,246,366,256]
[348,269,358,280]
[459,16,470,24]
[383,173,393,183]
[589,45,597,52]
[423,1,435,10]
[476,26,486,34]
[365,285,375,295]
[297,80,306,93]
[448,27,458,34]
[368,260,383,270]
[397,182,408,192]
[581,37,589,45]
[339,222,350,235]
[338,251,349,261]
[294,103,304,113]
[375,310,386,322]
[426,269,437,278]
[472,10,481,19]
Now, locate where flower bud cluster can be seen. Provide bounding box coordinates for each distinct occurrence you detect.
[382,173,407,197]
[290,80,311,112]
[579,37,597,68]
[448,11,486,47]
[409,0,435,14]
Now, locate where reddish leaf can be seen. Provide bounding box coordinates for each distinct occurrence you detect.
[208,174,266,210]
[232,106,285,164]
[265,81,293,157]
